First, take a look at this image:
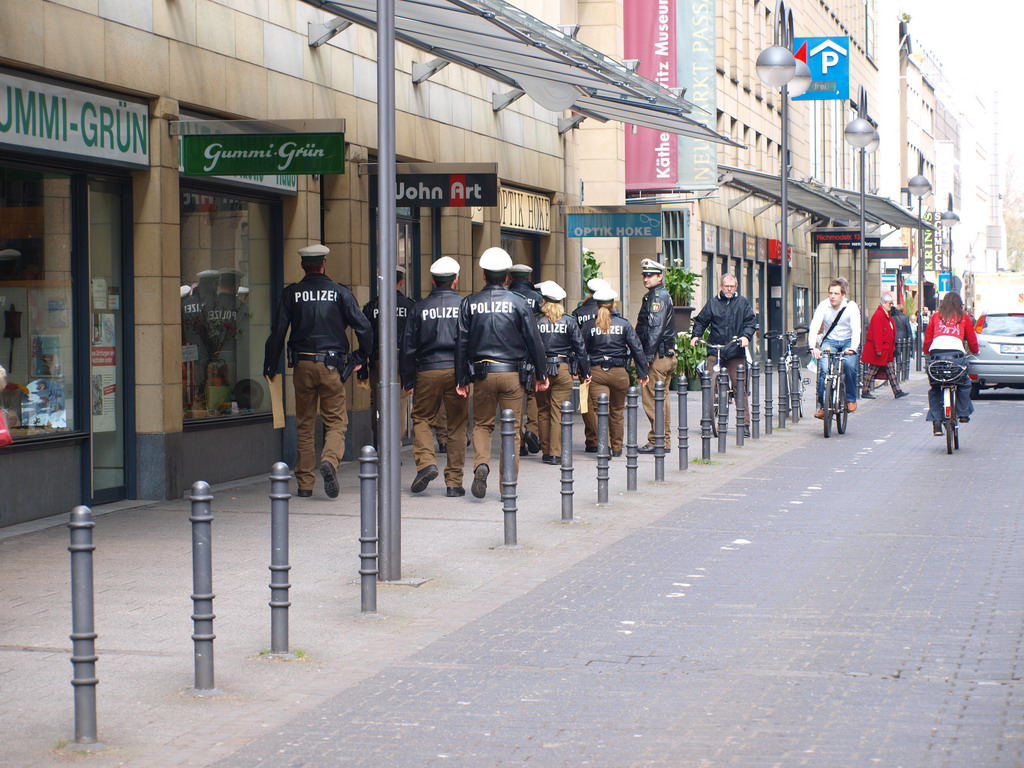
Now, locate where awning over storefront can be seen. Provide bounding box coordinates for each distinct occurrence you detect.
[299,0,741,145]
[719,166,933,232]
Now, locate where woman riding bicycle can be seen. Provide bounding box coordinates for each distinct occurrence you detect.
[808,279,861,420]
[923,292,978,435]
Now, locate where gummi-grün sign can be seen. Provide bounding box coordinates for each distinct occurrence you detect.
[181,133,345,176]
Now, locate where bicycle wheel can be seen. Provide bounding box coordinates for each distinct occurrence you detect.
[945,417,954,454]
[836,375,848,434]
[951,388,960,450]
[823,376,833,438]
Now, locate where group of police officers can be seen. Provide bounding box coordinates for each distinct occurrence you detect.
[262,244,686,500]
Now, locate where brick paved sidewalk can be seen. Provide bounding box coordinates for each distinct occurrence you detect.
[1,378,923,768]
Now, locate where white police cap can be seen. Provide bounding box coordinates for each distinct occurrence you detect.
[509,263,533,275]
[198,269,219,279]
[479,246,513,272]
[430,256,461,277]
[640,258,664,274]
[298,244,330,261]
[180,285,192,298]
[535,280,566,302]
[586,277,610,293]
[593,286,618,303]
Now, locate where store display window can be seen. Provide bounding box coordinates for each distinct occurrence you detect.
[180,190,274,421]
[0,166,76,440]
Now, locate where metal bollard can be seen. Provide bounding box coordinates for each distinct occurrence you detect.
[358,447,379,613]
[268,463,292,654]
[653,381,666,482]
[625,386,639,491]
[596,393,610,504]
[676,377,688,471]
[68,506,99,745]
[717,370,729,454]
[560,401,575,521]
[500,409,519,547]
[790,358,802,423]
[189,481,218,694]
[764,358,773,436]
[777,358,788,429]
[751,362,761,440]
[700,370,713,460]
[735,363,746,446]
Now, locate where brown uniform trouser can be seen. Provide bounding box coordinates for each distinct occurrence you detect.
[642,354,676,445]
[411,368,468,487]
[471,371,523,475]
[522,389,539,437]
[370,365,408,441]
[707,355,751,424]
[583,406,597,449]
[293,361,348,492]
[588,367,629,452]
[536,363,574,457]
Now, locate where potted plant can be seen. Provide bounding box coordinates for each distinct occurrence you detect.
[675,328,708,391]
[663,259,701,333]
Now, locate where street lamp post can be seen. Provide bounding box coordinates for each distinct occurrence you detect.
[940,194,960,277]
[756,0,810,345]
[908,169,931,371]
[844,87,879,338]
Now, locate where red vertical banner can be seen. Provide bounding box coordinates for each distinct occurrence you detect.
[624,0,678,190]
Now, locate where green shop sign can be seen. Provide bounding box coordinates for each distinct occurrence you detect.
[181,133,345,176]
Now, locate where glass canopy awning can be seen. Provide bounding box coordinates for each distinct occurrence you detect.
[299,0,741,145]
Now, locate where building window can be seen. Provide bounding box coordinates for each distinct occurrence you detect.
[180,190,275,421]
[0,166,76,440]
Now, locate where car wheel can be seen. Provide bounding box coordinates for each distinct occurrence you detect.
[969,381,981,399]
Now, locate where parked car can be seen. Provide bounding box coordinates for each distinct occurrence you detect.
[968,310,1024,396]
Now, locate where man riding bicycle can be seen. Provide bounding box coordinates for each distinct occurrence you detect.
[808,279,861,419]
[689,273,757,431]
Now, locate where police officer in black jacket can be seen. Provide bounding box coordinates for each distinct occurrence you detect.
[401,257,469,498]
[572,277,610,452]
[508,263,544,455]
[535,280,591,464]
[362,266,416,442]
[263,244,373,499]
[635,258,677,452]
[455,248,549,499]
[580,286,649,457]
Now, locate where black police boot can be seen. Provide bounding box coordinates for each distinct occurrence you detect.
[446,486,466,497]
[471,464,489,499]
[411,464,438,494]
[320,461,339,499]
[524,431,541,454]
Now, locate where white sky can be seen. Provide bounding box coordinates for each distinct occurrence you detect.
[895,0,1023,157]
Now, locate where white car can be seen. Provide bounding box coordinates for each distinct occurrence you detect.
[968,310,1024,396]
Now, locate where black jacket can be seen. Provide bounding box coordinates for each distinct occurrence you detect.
[362,290,416,364]
[400,287,461,390]
[891,308,913,343]
[509,278,544,316]
[572,297,598,328]
[635,284,676,360]
[455,284,548,387]
[580,313,649,379]
[690,292,757,360]
[263,272,372,375]
[538,314,591,379]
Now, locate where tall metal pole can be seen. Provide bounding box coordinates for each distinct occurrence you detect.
[377,0,401,581]
[916,196,924,372]
[780,84,789,337]
[859,146,868,336]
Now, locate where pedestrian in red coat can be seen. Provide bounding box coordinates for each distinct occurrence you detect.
[861,293,908,399]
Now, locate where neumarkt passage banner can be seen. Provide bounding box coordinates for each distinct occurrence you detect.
[181,133,345,176]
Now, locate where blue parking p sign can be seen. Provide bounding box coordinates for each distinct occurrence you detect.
[792,37,850,101]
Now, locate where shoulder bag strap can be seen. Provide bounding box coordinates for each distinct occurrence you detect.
[820,305,847,346]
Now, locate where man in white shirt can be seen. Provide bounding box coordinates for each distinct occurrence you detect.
[807,279,861,419]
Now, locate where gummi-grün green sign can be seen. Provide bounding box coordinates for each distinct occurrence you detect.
[181,133,345,176]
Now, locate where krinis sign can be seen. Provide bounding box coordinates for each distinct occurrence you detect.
[180,133,345,176]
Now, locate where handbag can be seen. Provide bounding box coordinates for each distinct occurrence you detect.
[0,410,12,448]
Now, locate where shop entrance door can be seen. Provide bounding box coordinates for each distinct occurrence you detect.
[88,180,131,504]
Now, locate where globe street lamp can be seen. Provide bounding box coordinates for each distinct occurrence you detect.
[908,168,931,371]
[756,0,810,347]
[844,92,879,338]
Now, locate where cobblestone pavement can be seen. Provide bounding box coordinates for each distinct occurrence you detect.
[212,388,1024,768]
[3,381,1022,767]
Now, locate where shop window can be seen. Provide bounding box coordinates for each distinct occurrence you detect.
[180,190,274,421]
[0,167,76,440]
